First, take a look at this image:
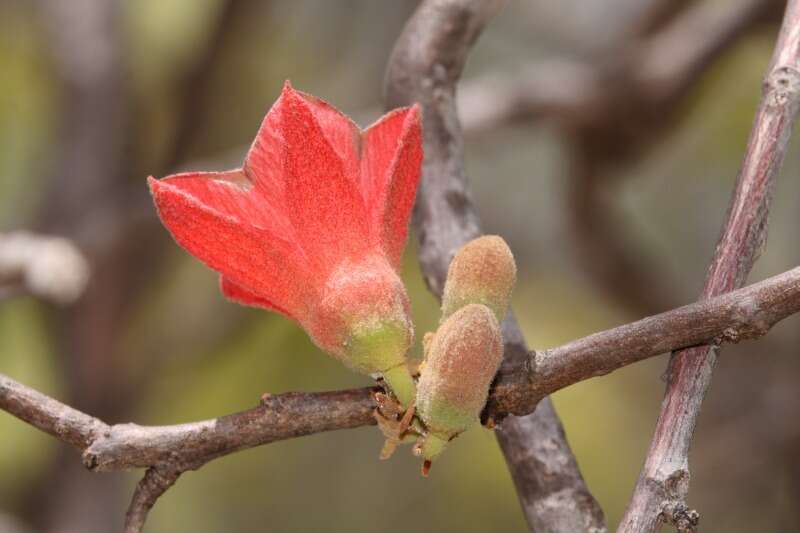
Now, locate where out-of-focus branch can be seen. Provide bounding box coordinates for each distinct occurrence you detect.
[635,0,779,107]
[157,0,252,175]
[384,1,607,531]
[458,0,780,143]
[26,2,258,532]
[624,0,693,39]
[27,3,155,531]
[456,60,596,134]
[127,0,262,392]
[620,0,800,530]
[568,0,779,316]
[1,266,799,478]
[0,232,89,305]
[453,0,781,316]
[566,155,680,315]
[0,513,33,533]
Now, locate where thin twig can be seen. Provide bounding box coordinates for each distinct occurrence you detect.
[123,466,182,533]
[620,1,800,530]
[3,266,798,490]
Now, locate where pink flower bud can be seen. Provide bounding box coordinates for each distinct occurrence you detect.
[415,304,503,461]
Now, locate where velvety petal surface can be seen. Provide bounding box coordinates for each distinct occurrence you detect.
[155,169,295,239]
[149,175,310,316]
[296,90,361,182]
[277,85,371,273]
[220,276,296,318]
[149,82,424,368]
[360,105,423,269]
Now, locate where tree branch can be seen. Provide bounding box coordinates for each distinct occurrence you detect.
[528,266,800,402]
[619,1,800,530]
[4,265,799,522]
[123,466,181,533]
[4,2,796,531]
[384,1,608,530]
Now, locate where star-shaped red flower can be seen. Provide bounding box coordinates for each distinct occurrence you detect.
[149,82,422,404]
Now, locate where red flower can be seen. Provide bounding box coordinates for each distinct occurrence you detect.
[149,82,422,403]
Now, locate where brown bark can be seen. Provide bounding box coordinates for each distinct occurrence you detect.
[384,1,606,530]
[2,265,799,504]
[619,0,800,530]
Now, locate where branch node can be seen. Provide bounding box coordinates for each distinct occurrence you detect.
[660,500,700,533]
[124,465,182,533]
[664,468,690,497]
[764,65,800,108]
[82,450,99,471]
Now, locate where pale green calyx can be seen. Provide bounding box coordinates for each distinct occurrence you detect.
[345,317,416,407]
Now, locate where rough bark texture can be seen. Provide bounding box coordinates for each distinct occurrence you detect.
[619,1,800,530]
[384,1,607,531]
[4,228,800,528]
[498,403,607,533]
[123,466,180,533]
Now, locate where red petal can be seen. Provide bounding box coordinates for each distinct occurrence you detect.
[149,176,310,317]
[275,84,370,271]
[243,90,288,205]
[220,276,296,318]
[244,83,362,216]
[294,89,361,182]
[361,105,423,268]
[155,169,295,238]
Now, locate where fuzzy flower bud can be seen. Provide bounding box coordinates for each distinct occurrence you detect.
[415,303,503,462]
[441,235,516,323]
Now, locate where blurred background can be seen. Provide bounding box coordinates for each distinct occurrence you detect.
[1,1,799,532]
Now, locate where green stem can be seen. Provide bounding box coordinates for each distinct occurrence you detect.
[382,364,416,408]
[420,432,449,461]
